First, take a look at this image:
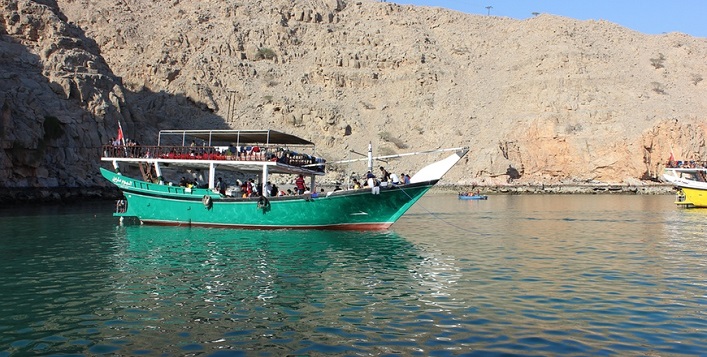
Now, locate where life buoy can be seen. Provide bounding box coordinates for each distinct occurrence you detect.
[202,195,213,209]
[257,196,270,210]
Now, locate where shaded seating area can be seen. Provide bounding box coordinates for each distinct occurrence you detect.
[102,144,326,172]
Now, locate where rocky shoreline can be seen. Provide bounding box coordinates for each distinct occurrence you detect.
[434,183,676,195]
[0,182,676,205]
[0,187,122,205]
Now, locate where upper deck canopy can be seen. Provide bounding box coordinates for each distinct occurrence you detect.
[158,129,315,147]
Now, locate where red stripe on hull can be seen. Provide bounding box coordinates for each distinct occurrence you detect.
[140,219,392,231]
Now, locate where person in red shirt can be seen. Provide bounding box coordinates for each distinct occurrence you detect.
[295,174,306,195]
[246,179,254,197]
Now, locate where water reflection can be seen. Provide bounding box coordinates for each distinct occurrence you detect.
[93,225,463,355]
[2,197,706,356]
[113,227,421,308]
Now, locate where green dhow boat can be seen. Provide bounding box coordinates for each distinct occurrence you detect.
[101,129,468,230]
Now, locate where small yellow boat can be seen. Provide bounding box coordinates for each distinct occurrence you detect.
[662,167,707,208]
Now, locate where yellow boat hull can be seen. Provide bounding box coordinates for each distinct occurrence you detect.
[675,187,707,208]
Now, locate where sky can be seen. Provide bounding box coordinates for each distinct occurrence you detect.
[393,1,707,38]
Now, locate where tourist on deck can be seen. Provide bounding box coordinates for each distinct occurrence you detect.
[249,179,259,197]
[295,174,306,195]
[353,178,361,189]
[217,177,226,195]
[367,174,380,195]
[379,166,390,182]
[264,181,273,197]
[246,179,254,197]
[403,174,411,184]
[390,173,400,185]
[237,180,245,197]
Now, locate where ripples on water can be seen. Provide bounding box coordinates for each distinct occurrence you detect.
[0,195,705,356]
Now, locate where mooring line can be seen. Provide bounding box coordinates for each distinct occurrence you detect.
[399,188,476,233]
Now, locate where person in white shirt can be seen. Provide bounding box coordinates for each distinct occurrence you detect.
[390,173,400,185]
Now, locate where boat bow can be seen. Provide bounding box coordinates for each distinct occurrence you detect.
[410,148,468,183]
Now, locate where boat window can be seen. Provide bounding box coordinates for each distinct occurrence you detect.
[680,171,707,182]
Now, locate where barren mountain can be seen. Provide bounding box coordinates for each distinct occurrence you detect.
[2,0,707,200]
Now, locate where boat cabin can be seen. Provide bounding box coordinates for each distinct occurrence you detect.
[102,129,325,194]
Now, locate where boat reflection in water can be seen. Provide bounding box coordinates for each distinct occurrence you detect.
[104,225,462,355]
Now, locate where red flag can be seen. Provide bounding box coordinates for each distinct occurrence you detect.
[117,121,124,143]
[668,147,675,167]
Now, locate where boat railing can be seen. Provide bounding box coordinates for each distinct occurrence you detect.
[101,144,325,172]
[667,160,707,169]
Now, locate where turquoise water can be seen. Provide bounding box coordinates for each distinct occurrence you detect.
[0,195,705,356]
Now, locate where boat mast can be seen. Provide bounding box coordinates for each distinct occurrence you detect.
[208,162,215,189]
[262,165,269,194]
[368,142,373,172]
[154,162,163,184]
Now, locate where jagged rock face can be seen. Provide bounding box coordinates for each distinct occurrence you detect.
[2,0,707,192]
[0,0,135,188]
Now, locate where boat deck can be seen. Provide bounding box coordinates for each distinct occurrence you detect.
[101,143,326,176]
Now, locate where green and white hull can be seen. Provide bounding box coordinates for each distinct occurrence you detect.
[101,129,468,230]
[102,168,436,230]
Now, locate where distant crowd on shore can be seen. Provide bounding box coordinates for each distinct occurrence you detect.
[667,159,707,169]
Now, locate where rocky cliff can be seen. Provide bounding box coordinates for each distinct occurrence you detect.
[2,0,707,201]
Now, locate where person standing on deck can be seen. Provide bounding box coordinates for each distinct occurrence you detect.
[251,179,259,197]
[367,172,380,195]
[246,179,254,197]
[217,177,226,195]
[379,166,390,182]
[295,174,306,195]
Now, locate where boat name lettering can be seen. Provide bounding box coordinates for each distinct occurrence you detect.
[112,177,133,186]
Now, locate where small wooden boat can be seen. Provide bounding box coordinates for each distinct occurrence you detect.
[458,193,488,200]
